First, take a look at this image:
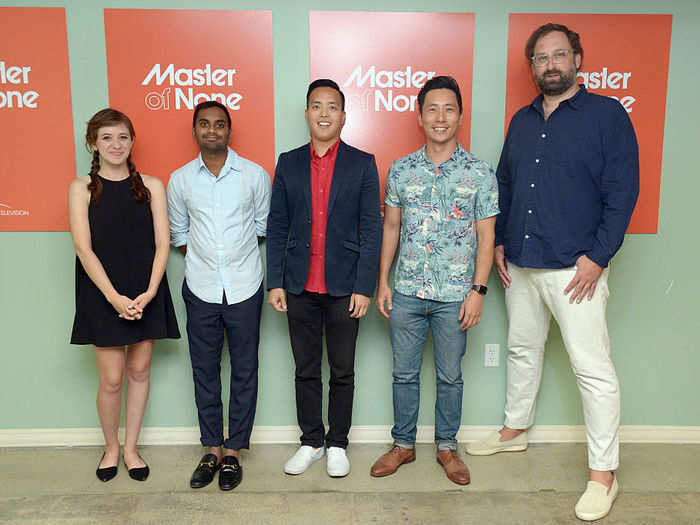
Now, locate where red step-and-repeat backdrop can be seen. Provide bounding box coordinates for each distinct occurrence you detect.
[505,14,672,233]
[104,9,275,185]
[0,7,75,231]
[310,11,475,203]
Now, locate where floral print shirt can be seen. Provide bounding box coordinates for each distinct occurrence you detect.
[385,144,499,302]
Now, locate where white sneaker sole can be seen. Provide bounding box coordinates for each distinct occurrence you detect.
[284,454,323,475]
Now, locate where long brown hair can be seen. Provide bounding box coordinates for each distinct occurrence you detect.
[85,108,150,203]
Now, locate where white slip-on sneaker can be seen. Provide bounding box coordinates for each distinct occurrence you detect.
[574,476,619,521]
[465,430,528,456]
[326,447,350,477]
[284,445,325,475]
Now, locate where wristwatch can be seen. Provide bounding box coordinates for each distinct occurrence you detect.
[471,284,488,295]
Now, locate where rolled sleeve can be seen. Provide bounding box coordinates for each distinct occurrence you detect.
[384,162,401,208]
[475,164,500,221]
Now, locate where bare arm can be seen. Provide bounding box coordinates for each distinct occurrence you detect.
[68,177,137,320]
[375,205,401,319]
[131,176,170,313]
[458,216,496,330]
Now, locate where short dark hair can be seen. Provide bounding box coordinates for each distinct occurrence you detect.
[192,100,231,129]
[417,75,463,114]
[525,23,584,67]
[306,78,345,110]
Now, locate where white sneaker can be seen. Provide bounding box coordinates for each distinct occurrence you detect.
[284,445,324,475]
[574,476,619,521]
[326,447,350,477]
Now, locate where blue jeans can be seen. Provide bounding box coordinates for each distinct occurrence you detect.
[390,292,467,451]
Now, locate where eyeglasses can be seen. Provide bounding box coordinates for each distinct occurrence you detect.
[530,49,573,67]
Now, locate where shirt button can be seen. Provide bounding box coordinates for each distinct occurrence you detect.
[525,234,530,239]
[541,133,546,138]
[530,183,535,188]
[535,158,540,164]
[218,244,224,249]
[528,209,533,214]
[215,203,220,207]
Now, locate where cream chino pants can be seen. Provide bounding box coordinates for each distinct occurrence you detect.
[503,261,620,471]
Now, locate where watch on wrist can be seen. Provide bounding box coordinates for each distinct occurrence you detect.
[471,284,488,296]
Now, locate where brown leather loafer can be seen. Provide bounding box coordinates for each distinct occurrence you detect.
[437,450,470,485]
[370,445,416,477]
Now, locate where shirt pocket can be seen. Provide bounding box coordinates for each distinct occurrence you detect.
[447,185,476,221]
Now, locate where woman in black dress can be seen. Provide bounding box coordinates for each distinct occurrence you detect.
[68,109,179,482]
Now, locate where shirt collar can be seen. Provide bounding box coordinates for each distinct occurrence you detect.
[310,137,341,160]
[197,147,241,178]
[418,143,466,166]
[531,84,588,114]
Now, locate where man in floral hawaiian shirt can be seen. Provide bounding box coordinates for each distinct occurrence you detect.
[370,76,499,485]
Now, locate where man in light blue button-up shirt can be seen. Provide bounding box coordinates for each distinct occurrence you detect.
[167,101,270,491]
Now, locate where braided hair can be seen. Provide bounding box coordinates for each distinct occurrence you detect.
[85,108,151,203]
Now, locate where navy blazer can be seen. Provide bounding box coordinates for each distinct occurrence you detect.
[266,141,382,297]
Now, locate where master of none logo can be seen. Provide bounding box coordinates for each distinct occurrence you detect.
[141,63,243,111]
[0,61,39,109]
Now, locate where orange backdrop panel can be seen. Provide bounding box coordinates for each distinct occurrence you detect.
[104,9,274,184]
[0,7,75,231]
[506,14,672,234]
[310,11,474,202]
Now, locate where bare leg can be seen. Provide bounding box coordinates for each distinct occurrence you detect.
[123,340,153,468]
[224,448,240,462]
[95,346,126,468]
[206,447,240,463]
[499,426,526,441]
[590,469,614,490]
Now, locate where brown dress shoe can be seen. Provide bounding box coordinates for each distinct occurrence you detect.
[370,446,416,477]
[437,450,470,485]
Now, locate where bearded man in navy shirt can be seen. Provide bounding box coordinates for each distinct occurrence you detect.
[466,23,639,522]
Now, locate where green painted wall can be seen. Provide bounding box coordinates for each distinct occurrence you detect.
[1,0,698,431]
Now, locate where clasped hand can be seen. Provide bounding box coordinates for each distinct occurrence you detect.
[111,291,154,320]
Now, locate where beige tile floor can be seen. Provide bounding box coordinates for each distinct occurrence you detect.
[2,443,699,524]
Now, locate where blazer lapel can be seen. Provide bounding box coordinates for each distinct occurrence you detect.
[327,141,349,216]
[299,143,312,220]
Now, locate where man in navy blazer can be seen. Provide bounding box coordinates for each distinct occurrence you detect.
[267,79,381,478]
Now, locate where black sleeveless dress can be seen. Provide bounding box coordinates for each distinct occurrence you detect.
[70,175,180,347]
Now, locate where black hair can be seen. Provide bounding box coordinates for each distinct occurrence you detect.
[306,78,345,110]
[417,75,463,114]
[192,100,231,129]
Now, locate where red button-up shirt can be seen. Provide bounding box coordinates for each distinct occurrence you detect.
[304,138,340,293]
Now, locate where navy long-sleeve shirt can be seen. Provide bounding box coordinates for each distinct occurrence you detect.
[495,86,639,269]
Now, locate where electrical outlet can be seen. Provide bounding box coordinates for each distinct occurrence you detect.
[484,344,500,367]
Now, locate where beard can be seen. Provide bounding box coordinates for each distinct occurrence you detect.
[536,66,577,96]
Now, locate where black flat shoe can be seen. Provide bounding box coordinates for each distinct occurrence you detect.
[96,453,118,482]
[190,453,220,489]
[219,455,242,491]
[124,456,150,481]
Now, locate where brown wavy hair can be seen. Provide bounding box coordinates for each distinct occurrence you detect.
[524,23,584,68]
[85,108,150,203]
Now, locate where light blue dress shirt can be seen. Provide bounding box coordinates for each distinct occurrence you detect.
[167,148,271,305]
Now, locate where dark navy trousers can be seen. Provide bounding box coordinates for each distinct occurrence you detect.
[182,280,263,450]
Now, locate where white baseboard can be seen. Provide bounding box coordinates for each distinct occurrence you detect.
[2,425,700,447]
